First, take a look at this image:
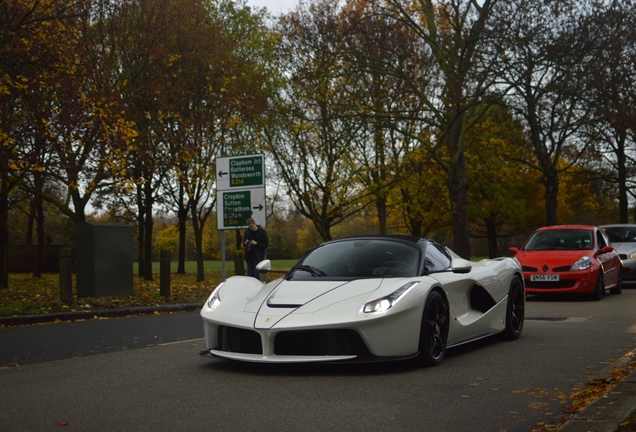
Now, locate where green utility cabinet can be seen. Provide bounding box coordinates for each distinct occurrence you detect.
[75,222,134,297]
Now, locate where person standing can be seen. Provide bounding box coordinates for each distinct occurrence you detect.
[244,218,268,280]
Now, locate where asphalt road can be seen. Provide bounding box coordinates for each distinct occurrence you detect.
[0,311,203,366]
[1,288,636,432]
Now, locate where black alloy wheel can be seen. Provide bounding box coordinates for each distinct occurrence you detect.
[418,291,449,367]
[591,271,604,301]
[501,275,524,340]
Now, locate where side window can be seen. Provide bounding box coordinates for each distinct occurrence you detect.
[424,243,452,272]
[597,230,608,249]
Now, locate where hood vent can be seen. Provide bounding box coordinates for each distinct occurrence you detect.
[267,303,302,309]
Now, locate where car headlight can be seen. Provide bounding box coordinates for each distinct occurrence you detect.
[361,281,419,314]
[206,283,224,310]
[570,256,592,271]
[629,253,636,260]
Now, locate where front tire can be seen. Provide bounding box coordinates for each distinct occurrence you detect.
[501,275,524,340]
[418,291,449,367]
[591,271,604,301]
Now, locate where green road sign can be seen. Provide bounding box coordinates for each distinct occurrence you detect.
[216,155,264,191]
[217,188,266,230]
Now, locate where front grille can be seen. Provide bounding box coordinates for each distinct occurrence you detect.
[525,280,577,288]
[274,329,370,356]
[620,254,628,260]
[217,326,262,354]
[522,266,538,272]
[552,266,571,272]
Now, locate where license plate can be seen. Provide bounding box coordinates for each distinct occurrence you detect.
[530,274,559,281]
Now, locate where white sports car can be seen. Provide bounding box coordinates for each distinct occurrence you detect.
[199,235,525,365]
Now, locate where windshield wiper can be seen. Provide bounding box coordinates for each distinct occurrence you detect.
[289,264,327,277]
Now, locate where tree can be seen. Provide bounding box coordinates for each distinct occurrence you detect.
[269,0,367,241]
[0,0,126,285]
[396,146,450,237]
[465,105,539,257]
[161,0,276,281]
[340,0,433,235]
[374,0,503,259]
[493,0,597,226]
[580,1,636,223]
[107,0,190,280]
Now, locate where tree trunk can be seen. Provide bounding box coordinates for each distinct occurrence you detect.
[446,132,471,260]
[143,199,154,281]
[616,136,628,223]
[137,218,145,278]
[543,164,559,226]
[448,175,471,259]
[26,206,33,245]
[0,176,8,289]
[374,116,387,235]
[376,196,387,235]
[136,187,145,279]
[34,192,44,278]
[485,217,498,259]
[177,200,188,274]
[314,216,332,242]
[190,204,205,282]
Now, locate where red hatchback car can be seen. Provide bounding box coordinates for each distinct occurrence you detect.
[509,225,623,300]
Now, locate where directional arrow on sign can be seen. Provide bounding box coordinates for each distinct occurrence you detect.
[218,170,228,177]
[252,204,263,211]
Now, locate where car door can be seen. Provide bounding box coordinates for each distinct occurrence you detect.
[596,228,620,287]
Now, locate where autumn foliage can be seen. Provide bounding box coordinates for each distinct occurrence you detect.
[1,0,635,289]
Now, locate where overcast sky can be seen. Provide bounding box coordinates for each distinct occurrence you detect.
[247,0,299,14]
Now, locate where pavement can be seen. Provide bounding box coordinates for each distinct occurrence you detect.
[559,368,636,432]
[0,303,635,432]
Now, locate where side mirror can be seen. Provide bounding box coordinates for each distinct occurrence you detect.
[600,246,614,254]
[451,258,472,274]
[509,247,519,254]
[256,260,272,272]
[255,260,287,275]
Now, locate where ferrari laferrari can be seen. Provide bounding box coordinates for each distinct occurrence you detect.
[200,235,524,365]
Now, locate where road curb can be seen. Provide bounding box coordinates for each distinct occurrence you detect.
[559,370,636,432]
[0,303,204,326]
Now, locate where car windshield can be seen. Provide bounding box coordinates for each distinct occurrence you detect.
[523,229,593,251]
[604,226,636,243]
[288,239,420,280]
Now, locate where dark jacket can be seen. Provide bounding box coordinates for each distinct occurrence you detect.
[244,225,268,263]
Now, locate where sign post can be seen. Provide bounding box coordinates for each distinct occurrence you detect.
[216,154,266,280]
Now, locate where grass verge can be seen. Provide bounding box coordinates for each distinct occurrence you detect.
[0,259,297,318]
